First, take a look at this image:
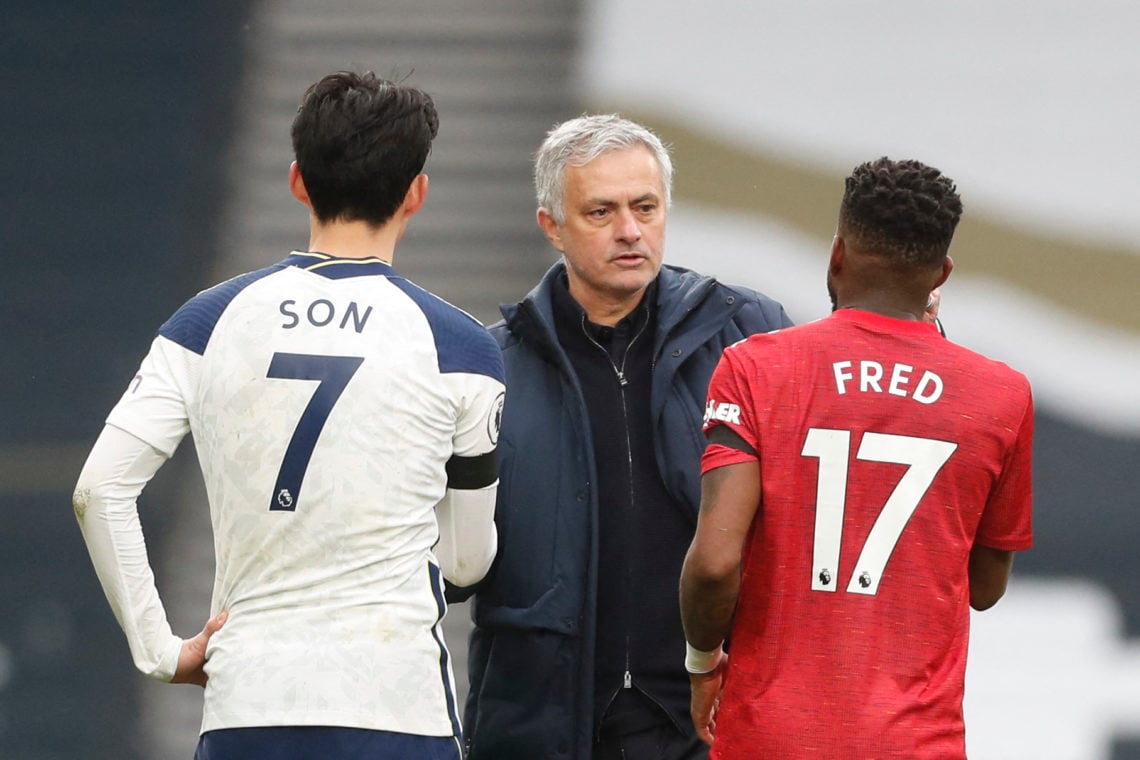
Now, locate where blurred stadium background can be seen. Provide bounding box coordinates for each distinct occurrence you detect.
[3,1,1138,758]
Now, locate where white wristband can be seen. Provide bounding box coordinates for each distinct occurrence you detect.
[685,642,724,674]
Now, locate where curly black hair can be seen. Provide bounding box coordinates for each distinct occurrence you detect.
[838,157,963,268]
[291,71,439,227]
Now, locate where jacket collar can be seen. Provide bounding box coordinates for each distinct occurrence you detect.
[652,264,720,342]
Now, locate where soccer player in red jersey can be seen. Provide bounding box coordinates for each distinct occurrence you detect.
[679,157,1033,759]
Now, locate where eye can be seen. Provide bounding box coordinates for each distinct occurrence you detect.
[588,208,609,219]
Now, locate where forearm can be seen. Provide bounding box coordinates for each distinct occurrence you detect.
[73,425,182,680]
[680,462,758,652]
[680,559,739,652]
[969,544,1015,611]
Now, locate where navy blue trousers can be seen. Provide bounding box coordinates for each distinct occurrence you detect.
[194,726,462,760]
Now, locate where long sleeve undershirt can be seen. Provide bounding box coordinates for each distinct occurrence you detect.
[72,424,182,681]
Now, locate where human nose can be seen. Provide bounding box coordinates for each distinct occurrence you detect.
[614,208,642,244]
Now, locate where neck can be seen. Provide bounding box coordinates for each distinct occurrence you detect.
[307,217,404,262]
[565,272,651,327]
[570,288,647,327]
[836,293,925,321]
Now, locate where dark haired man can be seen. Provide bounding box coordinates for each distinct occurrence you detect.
[680,157,1034,759]
[73,71,503,759]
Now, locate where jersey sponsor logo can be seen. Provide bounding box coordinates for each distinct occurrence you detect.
[704,399,742,425]
[831,360,944,404]
[279,298,374,334]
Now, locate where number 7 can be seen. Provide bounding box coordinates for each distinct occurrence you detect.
[266,353,364,512]
[801,429,956,595]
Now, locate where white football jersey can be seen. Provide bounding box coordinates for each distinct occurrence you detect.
[103,252,505,737]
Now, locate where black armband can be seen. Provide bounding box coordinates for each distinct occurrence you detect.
[706,425,758,458]
[445,449,498,490]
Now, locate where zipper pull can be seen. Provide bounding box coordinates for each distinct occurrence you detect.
[616,371,628,387]
[623,670,632,689]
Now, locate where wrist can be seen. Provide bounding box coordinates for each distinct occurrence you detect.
[685,641,724,674]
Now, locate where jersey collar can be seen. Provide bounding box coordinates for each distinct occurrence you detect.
[282,251,399,280]
[830,307,943,336]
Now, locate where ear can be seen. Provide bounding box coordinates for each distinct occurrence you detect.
[537,207,565,252]
[401,174,429,219]
[934,255,953,289]
[829,235,845,275]
[288,161,311,207]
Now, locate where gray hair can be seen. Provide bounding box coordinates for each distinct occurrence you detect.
[534,114,673,225]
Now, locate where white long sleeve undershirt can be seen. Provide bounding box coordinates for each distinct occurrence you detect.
[72,424,182,681]
[434,481,498,588]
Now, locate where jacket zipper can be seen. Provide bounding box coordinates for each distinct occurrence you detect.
[580,311,650,714]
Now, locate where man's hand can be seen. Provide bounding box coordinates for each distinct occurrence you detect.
[690,653,727,745]
[172,611,227,687]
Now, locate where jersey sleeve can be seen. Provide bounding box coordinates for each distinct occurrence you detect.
[435,332,505,588]
[443,364,505,488]
[701,342,762,473]
[975,385,1035,551]
[104,335,199,458]
[433,372,503,590]
[451,372,505,462]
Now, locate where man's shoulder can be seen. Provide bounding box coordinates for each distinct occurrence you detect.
[159,263,290,356]
[658,266,792,338]
[717,280,784,312]
[381,280,503,380]
[944,339,1033,396]
[661,265,787,308]
[487,316,514,348]
[486,297,548,354]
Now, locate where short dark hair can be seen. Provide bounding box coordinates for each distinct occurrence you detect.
[838,157,963,268]
[291,71,439,226]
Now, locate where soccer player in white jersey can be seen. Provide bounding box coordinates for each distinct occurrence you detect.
[72,71,505,759]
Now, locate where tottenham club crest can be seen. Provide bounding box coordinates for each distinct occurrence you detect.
[488,391,505,446]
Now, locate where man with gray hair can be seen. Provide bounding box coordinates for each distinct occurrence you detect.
[451,114,792,759]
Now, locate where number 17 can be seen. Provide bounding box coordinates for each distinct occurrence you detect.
[801,428,956,596]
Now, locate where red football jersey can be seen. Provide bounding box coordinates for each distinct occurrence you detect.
[701,308,1033,760]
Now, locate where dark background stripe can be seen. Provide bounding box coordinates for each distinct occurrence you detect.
[0,2,252,758]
